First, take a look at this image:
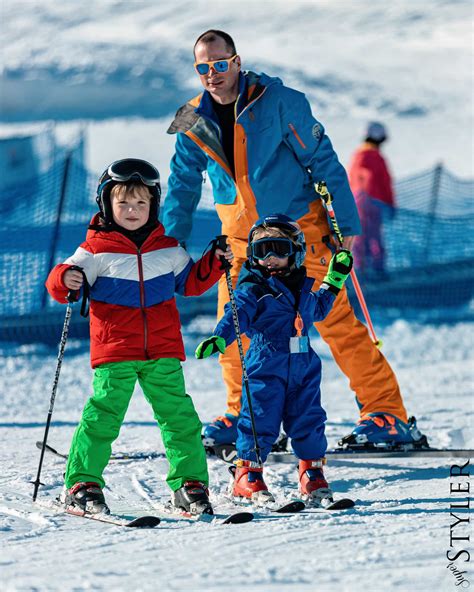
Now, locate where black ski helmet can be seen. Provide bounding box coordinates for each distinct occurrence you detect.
[96,158,161,225]
[247,213,306,270]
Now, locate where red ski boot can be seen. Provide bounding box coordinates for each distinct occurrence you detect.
[298,459,333,505]
[230,459,275,504]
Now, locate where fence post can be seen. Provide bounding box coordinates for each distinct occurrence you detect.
[41,151,72,310]
[423,161,443,262]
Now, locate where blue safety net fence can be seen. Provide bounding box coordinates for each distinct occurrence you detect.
[1,130,473,343]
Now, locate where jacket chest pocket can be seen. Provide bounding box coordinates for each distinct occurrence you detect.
[245,115,274,135]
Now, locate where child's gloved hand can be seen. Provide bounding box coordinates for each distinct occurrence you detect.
[323,249,353,293]
[195,335,226,359]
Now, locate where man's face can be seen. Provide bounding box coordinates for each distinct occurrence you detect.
[194,38,241,102]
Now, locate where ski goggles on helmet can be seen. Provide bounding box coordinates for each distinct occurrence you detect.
[106,158,160,186]
[194,55,237,76]
[250,237,295,261]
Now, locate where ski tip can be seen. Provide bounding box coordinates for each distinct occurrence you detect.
[274,500,306,513]
[222,512,254,524]
[325,498,355,511]
[125,516,161,528]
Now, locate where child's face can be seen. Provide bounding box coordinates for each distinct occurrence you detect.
[257,255,290,270]
[253,231,290,271]
[112,192,150,231]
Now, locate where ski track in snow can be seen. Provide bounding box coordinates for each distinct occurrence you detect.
[0,318,472,591]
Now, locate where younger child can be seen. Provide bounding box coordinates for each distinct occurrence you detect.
[195,214,352,505]
[46,158,232,516]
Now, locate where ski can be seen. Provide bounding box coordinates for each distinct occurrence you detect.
[302,497,356,512]
[151,501,254,525]
[268,448,474,461]
[61,507,161,528]
[205,442,474,462]
[35,500,160,528]
[231,498,306,514]
[36,441,164,462]
[43,440,472,466]
[322,498,355,511]
[266,500,305,513]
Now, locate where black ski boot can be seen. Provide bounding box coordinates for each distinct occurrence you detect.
[172,481,214,515]
[62,482,110,514]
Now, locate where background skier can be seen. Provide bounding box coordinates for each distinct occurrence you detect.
[348,121,396,277]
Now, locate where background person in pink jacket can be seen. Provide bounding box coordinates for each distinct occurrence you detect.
[348,122,395,277]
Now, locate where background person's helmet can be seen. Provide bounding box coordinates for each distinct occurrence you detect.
[96,158,161,225]
[247,213,306,270]
[365,121,387,143]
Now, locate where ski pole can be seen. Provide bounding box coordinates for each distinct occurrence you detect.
[216,235,263,466]
[32,288,79,501]
[315,182,381,347]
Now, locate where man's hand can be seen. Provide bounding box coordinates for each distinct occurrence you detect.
[63,268,83,290]
[195,335,226,359]
[322,249,353,293]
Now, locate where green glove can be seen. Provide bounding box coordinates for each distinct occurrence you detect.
[323,249,353,293]
[195,335,227,359]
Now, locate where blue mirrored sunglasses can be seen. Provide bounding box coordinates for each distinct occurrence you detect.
[194,55,237,76]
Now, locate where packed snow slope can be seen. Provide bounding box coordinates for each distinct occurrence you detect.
[0,319,472,591]
[1,0,473,175]
[1,2,473,590]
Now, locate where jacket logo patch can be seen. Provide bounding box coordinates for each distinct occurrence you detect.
[312,123,322,140]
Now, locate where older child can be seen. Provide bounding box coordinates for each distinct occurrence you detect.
[46,158,232,516]
[195,214,352,506]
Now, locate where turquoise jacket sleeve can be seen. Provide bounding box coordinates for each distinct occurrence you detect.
[283,90,361,236]
[162,133,208,243]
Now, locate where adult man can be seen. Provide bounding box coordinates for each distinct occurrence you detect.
[162,30,425,448]
[348,122,396,277]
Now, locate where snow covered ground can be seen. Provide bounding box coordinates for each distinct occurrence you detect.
[1,1,473,590]
[0,318,472,591]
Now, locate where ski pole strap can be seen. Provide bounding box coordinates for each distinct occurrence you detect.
[315,181,333,206]
[215,234,231,270]
[67,265,90,317]
[195,234,229,282]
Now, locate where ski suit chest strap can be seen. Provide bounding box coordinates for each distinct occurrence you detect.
[251,333,299,353]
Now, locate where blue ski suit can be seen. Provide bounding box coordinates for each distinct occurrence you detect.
[213,262,336,462]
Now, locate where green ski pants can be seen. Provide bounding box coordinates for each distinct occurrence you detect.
[65,358,208,491]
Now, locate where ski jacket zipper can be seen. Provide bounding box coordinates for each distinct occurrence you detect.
[136,249,149,358]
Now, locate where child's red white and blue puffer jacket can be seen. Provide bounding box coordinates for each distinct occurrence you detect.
[46,215,223,367]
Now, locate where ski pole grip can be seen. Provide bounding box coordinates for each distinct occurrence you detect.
[66,265,83,303]
[216,234,231,270]
[66,290,79,303]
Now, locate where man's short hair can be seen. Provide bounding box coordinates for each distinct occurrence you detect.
[193,30,237,57]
